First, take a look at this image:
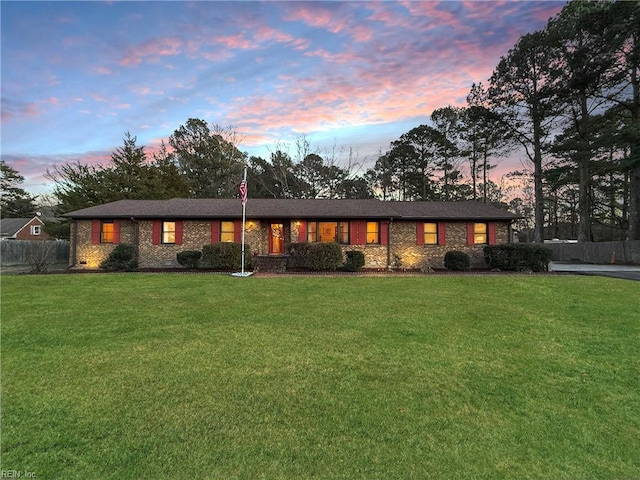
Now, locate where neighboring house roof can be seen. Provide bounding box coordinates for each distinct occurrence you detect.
[0,216,44,238]
[64,198,519,221]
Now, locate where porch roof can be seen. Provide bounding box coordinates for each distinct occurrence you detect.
[64,198,519,221]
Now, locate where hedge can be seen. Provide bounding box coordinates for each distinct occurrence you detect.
[444,250,470,271]
[307,242,343,271]
[202,243,251,270]
[176,250,202,269]
[100,243,138,271]
[343,250,365,271]
[483,244,552,272]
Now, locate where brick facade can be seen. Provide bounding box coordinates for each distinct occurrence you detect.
[0,217,52,241]
[70,218,511,270]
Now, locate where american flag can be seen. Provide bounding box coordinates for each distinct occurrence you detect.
[239,179,247,206]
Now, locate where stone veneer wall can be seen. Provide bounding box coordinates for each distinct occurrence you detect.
[71,218,510,270]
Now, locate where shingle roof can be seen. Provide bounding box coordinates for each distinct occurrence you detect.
[64,198,519,221]
[0,217,42,237]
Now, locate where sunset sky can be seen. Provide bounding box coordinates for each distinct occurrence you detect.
[1,1,565,195]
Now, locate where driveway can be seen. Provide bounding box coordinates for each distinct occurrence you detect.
[549,262,640,281]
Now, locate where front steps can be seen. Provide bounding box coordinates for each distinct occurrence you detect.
[253,255,289,273]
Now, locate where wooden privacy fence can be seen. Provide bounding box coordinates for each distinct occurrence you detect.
[545,240,640,265]
[0,240,69,266]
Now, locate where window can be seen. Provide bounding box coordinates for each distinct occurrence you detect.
[306,221,349,244]
[162,221,176,244]
[220,221,235,242]
[424,223,438,245]
[101,221,114,243]
[307,222,317,243]
[30,225,41,236]
[474,223,488,244]
[366,222,379,244]
[337,222,349,244]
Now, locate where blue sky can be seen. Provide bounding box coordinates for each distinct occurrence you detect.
[1,1,565,194]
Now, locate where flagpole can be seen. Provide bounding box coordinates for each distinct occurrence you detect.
[233,168,251,277]
[240,167,247,276]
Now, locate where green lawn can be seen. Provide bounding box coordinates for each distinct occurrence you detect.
[1,273,638,479]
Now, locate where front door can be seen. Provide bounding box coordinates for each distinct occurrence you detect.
[269,223,285,254]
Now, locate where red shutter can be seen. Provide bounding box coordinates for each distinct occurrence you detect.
[175,220,184,245]
[297,221,307,243]
[234,220,242,243]
[380,221,389,246]
[488,222,497,245]
[113,220,121,245]
[152,220,161,245]
[211,221,220,243]
[416,222,424,246]
[350,221,366,245]
[466,222,475,246]
[349,221,358,244]
[91,220,101,244]
[437,221,446,246]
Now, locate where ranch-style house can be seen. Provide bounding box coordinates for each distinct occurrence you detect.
[64,198,519,271]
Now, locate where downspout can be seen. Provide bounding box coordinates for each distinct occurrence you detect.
[387,217,393,270]
[130,217,140,263]
[68,219,78,268]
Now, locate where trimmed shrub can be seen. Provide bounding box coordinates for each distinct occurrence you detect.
[307,242,343,271]
[444,250,470,271]
[286,242,310,269]
[484,244,552,272]
[343,250,365,272]
[202,243,251,271]
[176,250,202,269]
[100,243,138,271]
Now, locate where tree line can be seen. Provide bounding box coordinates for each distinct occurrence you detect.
[3,0,638,243]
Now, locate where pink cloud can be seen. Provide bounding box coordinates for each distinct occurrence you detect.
[213,33,254,50]
[120,36,183,66]
[282,3,352,35]
[254,25,294,45]
[129,85,151,96]
[351,25,374,43]
[89,92,110,103]
[1,99,41,123]
[95,66,113,75]
[284,4,335,29]
[201,50,234,62]
[303,49,361,64]
[3,150,114,193]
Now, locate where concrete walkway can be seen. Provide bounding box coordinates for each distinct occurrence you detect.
[549,262,640,281]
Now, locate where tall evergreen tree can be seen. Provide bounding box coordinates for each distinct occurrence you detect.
[47,133,189,213]
[462,83,512,203]
[546,0,621,242]
[431,106,463,201]
[169,118,246,198]
[0,161,37,218]
[489,30,556,242]
[606,0,640,239]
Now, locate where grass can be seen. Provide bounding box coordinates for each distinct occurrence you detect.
[1,273,639,479]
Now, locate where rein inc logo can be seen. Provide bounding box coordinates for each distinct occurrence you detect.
[1,471,36,478]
